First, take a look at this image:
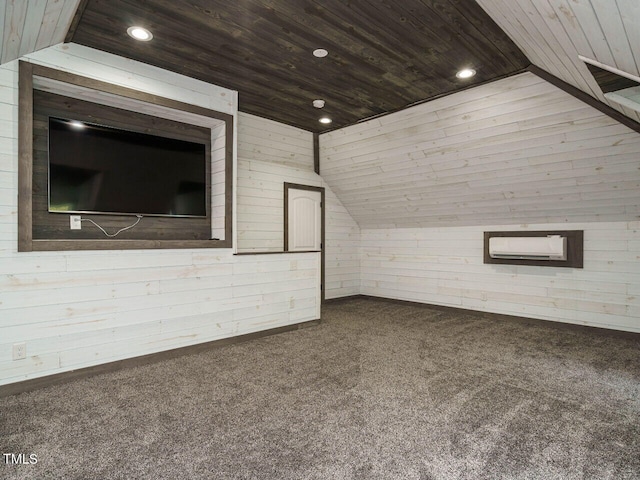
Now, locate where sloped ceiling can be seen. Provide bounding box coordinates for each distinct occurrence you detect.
[68,0,528,133]
[4,1,639,229]
[5,1,639,131]
[0,0,81,65]
[476,0,640,125]
[320,72,640,228]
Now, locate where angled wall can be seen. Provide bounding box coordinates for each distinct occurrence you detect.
[237,113,360,299]
[0,45,320,387]
[320,72,640,332]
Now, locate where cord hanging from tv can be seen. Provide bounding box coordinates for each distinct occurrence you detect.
[48,117,207,218]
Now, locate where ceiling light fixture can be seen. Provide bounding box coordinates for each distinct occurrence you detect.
[313,99,325,108]
[127,26,153,41]
[456,68,476,79]
[313,48,328,58]
[319,117,332,124]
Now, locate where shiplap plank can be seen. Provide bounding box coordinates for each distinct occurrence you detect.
[588,0,636,74]
[0,46,327,387]
[529,1,599,97]
[476,0,547,69]
[568,0,616,66]
[359,222,639,332]
[477,0,640,125]
[235,112,359,298]
[321,71,640,229]
[26,45,235,114]
[616,0,640,76]
[504,1,585,90]
[34,0,65,51]
[17,1,48,59]
[50,0,80,45]
[2,0,28,64]
[0,3,5,61]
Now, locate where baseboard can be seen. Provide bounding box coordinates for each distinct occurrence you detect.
[354,294,640,339]
[0,319,320,398]
[323,294,362,304]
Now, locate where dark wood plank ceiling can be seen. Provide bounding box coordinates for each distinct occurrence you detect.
[69,0,529,132]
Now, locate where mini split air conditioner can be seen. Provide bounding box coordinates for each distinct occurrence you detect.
[488,235,567,261]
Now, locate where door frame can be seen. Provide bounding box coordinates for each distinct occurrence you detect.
[284,182,325,301]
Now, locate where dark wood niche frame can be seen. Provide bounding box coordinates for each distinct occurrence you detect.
[18,61,234,252]
[484,230,584,269]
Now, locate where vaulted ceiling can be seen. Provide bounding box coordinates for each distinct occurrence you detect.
[2,0,639,228]
[476,0,640,126]
[3,1,639,133]
[67,0,529,133]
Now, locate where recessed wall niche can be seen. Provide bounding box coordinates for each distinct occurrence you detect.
[18,62,233,251]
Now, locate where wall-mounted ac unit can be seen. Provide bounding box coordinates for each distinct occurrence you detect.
[489,235,567,260]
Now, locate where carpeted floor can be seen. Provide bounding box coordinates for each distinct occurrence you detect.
[1,296,639,479]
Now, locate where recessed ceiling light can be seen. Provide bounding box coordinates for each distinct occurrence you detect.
[127,26,153,41]
[313,48,328,58]
[456,68,476,79]
[313,99,325,108]
[319,117,332,124]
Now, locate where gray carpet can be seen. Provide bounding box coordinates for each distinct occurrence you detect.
[1,297,639,479]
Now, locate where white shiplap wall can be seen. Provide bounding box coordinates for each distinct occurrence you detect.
[320,72,640,229]
[0,45,320,387]
[237,113,360,298]
[360,222,640,332]
[320,70,640,332]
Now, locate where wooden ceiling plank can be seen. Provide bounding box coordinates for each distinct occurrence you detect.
[543,1,640,124]
[475,0,547,68]
[72,22,368,127]
[528,0,598,96]
[2,0,28,64]
[589,0,637,75]
[501,1,578,84]
[565,0,615,68]
[74,3,383,129]
[315,1,459,75]
[18,0,48,59]
[71,0,528,132]
[440,0,529,71]
[0,2,5,63]
[530,65,640,134]
[35,0,66,51]
[138,0,412,109]
[616,0,640,76]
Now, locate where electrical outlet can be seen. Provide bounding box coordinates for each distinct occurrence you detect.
[12,343,26,361]
[70,215,82,230]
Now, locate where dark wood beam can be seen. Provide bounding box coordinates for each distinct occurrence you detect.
[313,132,320,174]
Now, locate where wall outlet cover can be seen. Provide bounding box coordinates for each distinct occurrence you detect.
[12,343,26,360]
[70,215,82,230]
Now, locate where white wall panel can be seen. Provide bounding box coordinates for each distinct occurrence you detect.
[236,113,360,299]
[320,72,640,229]
[0,45,321,387]
[360,222,640,332]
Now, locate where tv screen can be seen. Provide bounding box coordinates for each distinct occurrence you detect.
[48,117,207,217]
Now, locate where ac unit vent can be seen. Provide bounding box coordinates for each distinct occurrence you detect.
[489,235,567,261]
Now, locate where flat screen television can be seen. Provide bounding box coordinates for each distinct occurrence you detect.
[48,117,207,217]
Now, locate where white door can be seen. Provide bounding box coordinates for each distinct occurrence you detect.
[287,188,322,251]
